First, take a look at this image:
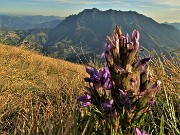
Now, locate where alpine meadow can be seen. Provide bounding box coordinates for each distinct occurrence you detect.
[0,6,180,135]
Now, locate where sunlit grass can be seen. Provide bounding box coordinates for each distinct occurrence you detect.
[144,50,180,135]
[0,43,86,134]
[0,43,179,134]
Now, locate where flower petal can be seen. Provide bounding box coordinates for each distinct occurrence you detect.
[85,92,91,100]
[136,128,142,135]
[135,57,151,70]
[84,77,94,82]
[101,52,105,58]
[83,102,91,107]
[102,100,113,110]
[77,96,87,102]
[104,80,111,89]
[86,67,93,75]
[119,90,126,97]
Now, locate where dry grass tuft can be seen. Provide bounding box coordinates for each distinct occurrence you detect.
[0,44,86,134]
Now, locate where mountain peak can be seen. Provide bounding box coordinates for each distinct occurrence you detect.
[47,8,180,63]
[83,8,100,12]
[80,8,140,14]
[79,8,100,15]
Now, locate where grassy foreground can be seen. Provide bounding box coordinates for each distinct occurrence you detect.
[0,44,86,134]
[0,43,179,134]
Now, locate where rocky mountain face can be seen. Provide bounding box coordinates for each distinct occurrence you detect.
[44,8,180,62]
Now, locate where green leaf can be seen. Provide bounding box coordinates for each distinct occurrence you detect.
[94,109,104,119]
[159,115,164,135]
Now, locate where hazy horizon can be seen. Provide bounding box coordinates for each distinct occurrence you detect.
[0,0,180,23]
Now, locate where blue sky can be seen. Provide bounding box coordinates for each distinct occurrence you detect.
[0,0,180,22]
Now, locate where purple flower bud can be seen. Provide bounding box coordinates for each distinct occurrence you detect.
[101,42,112,58]
[78,93,91,101]
[101,42,114,65]
[135,57,151,70]
[119,90,126,97]
[124,33,129,44]
[126,33,129,42]
[132,30,140,44]
[104,79,112,90]
[84,66,111,90]
[78,93,92,107]
[102,100,114,110]
[131,29,140,51]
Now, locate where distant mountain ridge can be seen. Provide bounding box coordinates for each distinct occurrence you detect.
[163,22,180,31]
[0,15,64,30]
[0,9,180,63]
[44,8,180,62]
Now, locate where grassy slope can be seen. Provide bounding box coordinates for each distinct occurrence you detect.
[0,43,179,134]
[0,43,86,93]
[0,43,86,134]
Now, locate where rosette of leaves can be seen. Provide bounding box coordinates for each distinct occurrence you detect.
[78,26,161,134]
